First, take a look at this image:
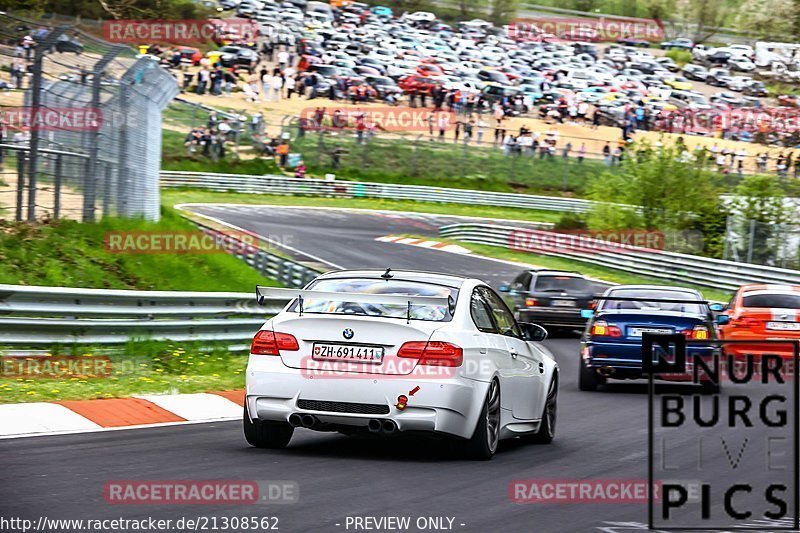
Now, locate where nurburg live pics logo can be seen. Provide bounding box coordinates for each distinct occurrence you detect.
[643,333,799,530]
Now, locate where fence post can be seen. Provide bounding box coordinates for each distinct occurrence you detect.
[15,150,26,221]
[746,218,756,264]
[26,26,67,221]
[721,215,731,261]
[54,154,62,220]
[83,48,121,222]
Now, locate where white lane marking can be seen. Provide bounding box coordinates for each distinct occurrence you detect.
[174,205,343,270]
[0,417,239,440]
[134,393,242,421]
[0,403,101,436]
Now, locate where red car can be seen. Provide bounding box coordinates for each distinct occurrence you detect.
[416,63,444,77]
[718,284,800,362]
[177,46,202,65]
[398,75,440,95]
[778,95,799,107]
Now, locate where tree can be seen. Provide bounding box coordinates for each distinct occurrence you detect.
[489,0,518,26]
[729,175,794,265]
[734,0,794,39]
[668,0,729,43]
[585,141,722,233]
[5,0,209,20]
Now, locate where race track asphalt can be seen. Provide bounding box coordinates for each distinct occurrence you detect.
[0,205,791,533]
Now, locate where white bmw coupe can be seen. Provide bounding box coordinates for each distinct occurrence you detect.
[244,269,559,459]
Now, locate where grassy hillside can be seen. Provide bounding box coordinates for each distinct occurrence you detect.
[0,207,277,290]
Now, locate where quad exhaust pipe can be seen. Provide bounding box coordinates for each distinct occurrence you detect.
[367,419,397,434]
[289,413,320,428]
[291,415,397,433]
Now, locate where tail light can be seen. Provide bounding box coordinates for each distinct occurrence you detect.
[397,341,463,367]
[681,325,710,340]
[525,298,539,307]
[251,330,299,355]
[590,321,622,337]
[731,317,761,328]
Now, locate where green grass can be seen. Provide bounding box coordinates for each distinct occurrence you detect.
[0,206,278,290]
[162,188,565,224]
[435,238,733,303]
[289,133,603,196]
[0,341,246,404]
[161,129,282,175]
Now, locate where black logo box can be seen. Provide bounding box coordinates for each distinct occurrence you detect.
[644,334,800,531]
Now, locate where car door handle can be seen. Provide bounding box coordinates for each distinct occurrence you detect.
[509,347,518,358]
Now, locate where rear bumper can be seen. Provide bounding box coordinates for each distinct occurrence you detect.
[245,355,488,439]
[518,307,587,328]
[584,341,717,380]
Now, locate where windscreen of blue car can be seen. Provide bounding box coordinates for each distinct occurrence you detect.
[599,289,705,314]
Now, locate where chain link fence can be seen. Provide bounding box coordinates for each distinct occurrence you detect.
[724,215,800,270]
[0,11,178,222]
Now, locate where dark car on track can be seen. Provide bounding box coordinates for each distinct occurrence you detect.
[501,270,596,333]
[578,285,721,392]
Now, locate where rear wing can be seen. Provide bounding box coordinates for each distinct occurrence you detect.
[255,286,453,322]
[583,295,714,319]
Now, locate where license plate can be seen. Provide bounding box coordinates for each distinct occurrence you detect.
[551,299,576,307]
[628,327,673,337]
[312,343,384,363]
[767,321,800,331]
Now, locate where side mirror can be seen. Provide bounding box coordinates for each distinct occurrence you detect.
[499,283,510,293]
[580,309,595,319]
[716,314,730,326]
[519,322,548,342]
[709,303,725,312]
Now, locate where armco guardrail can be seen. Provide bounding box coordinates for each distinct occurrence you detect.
[0,285,283,345]
[0,225,323,345]
[440,223,800,292]
[161,171,593,213]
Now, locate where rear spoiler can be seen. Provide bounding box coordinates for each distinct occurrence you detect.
[594,296,710,304]
[255,286,452,322]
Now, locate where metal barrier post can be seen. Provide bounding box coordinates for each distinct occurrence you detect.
[15,151,26,221]
[26,25,67,221]
[83,48,122,222]
[53,154,62,219]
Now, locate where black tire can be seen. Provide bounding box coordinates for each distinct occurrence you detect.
[464,379,501,460]
[243,406,294,449]
[579,357,604,391]
[528,374,558,444]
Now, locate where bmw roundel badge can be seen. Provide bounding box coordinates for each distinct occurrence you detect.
[343,328,354,340]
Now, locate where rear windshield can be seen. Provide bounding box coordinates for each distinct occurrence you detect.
[292,278,457,321]
[599,289,705,314]
[534,276,590,292]
[743,293,800,309]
